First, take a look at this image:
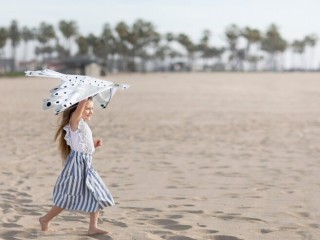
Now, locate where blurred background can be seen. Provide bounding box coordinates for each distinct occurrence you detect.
[1,1,320,239]
[0,0,319,76]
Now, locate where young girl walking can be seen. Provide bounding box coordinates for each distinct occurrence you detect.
[39,97,115,235]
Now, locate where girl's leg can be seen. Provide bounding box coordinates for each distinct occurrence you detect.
[88,210,109,235]
[39,205,64,231]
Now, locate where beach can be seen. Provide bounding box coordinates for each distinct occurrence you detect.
[1,72,320,240]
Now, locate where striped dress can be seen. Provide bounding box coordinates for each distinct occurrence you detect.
[53,119,115,212]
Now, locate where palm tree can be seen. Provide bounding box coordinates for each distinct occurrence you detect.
[247,55,263,71]
[198,30,211,69]
[36,22,56,60]
[99,23,117,73]
[163,32,177,69]
[166,32,174,43]
[303,34,318,70]
[0,27,8,59]
[241,27,262,70]
[155,32,182,71]
[196,30,225,70]
[115,21,130,71]
[291,40,306,70]
[58,20,78,56]
[224,24,242,70]
[261,24,287,71]
[86,33,98,59]
[9,20,21,71]
[55,40,69,58]
[128,19,160,71]
[177,33,196,70]
[5,18,320,73]
[21,26,35,61]
[76,35,89,55]
[202,47,225,71]
[154,45,168,66]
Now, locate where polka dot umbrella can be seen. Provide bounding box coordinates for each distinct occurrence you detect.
[25,69,129,115]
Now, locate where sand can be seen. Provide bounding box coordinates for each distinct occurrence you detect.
[0,72,320,240]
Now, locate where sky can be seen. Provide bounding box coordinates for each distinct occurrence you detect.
[1,0,319,43]
[1,0,320,68]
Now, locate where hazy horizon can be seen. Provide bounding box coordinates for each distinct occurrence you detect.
[1,0,319,43]
[1,0,320,69]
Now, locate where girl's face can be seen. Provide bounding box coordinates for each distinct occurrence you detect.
[82,100,94,122]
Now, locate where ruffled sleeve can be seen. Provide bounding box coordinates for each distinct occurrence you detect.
[63,119,94,154]
[77,119,87,152]
[63,124,72,147]
[63,120,85,148]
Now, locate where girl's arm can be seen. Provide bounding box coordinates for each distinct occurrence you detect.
[70,99,88,131]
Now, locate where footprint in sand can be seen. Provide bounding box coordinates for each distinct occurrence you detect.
[2,229,39,240]
[173,197,187,200]
[102,218,128,228]
[260,228,275,234]
[164,225,192,230]
[197,223,206,227]
[166,214,183,219]
[149,219,192,231]
[214,212,265,223]
[214,235,243,240]
[167,236,197,240]
[150,230,196,240]
[120,206,162,213]
[2,223,23,228]
[60,215,88,224]
[202,229,219,234]
[150,219,178,225]
[298,211,310,217]
[178,210,204,214]
[308,223,320,228]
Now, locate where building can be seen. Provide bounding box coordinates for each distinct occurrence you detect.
[44,56,103,76]
[0,58,14,74]
[18,59,38,72]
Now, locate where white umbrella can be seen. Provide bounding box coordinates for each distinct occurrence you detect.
[25,69,129,114]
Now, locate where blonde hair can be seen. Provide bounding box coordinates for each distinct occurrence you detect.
[54,105,77,165]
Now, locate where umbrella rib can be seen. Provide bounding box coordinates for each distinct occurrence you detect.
[104,88,113,109]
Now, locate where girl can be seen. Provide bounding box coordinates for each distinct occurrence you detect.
[39,97,115,235]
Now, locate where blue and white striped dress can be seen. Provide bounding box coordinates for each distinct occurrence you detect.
[53,119,115,212]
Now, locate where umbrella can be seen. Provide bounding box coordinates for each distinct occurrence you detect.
[25,69,129,114]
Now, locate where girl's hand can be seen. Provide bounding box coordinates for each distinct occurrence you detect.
[94,139,103,148]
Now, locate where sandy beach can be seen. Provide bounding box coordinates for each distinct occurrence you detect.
[1,72,320,240]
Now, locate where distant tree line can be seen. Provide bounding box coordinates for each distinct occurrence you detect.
[0,19,318,72]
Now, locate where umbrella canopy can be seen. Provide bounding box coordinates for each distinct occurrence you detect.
[25,69,129,114]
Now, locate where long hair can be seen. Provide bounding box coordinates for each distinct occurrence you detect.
[54,104,78,165]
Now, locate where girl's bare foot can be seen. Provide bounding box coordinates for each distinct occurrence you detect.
[88,227,109,235]
[39,216,49,231]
